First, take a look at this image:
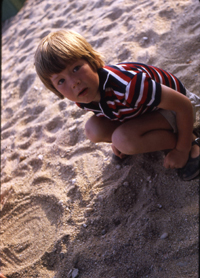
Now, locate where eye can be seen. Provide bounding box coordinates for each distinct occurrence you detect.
[73,65,81,73]
[58,79,65,85]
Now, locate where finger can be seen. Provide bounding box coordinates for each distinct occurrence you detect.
[164,159,174,169]
[163,157,169,169]
[119,153,127,159]
[111,144,121,158]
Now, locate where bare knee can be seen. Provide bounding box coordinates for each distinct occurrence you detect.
[111,129,128,153]
[85,116,104,143]
[112,128,139,154]
[85,115,119,143]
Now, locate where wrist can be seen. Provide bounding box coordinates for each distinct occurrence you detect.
[175,137,192,153]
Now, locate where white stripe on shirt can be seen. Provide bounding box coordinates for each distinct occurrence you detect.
[134,73,146,107]
[146,80,156,106]
[105,68,129,86]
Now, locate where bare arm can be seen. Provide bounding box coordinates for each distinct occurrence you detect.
[158,84,193,168]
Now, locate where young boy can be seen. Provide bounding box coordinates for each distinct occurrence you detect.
[34,30,200,181]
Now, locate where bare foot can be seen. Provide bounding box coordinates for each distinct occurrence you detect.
[111,144,127,159]
[0,274,7,278]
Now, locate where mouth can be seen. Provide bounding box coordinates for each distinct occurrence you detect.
[78,88,88,97]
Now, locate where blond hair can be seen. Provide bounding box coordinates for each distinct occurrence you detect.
[34,30,105,99]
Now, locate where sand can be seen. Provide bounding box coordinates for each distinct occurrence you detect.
[1,0,200,277]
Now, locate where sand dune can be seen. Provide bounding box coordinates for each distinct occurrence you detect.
[1,0,200,277]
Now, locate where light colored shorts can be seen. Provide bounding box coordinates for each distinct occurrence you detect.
[158,90,200,133]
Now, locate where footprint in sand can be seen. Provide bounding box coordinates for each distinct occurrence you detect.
[19,74,36,98]
[20,38,32,49]
[0,195,63,274]
[45,116,64,134]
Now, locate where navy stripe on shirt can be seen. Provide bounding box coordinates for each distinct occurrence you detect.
[76,62,186,122]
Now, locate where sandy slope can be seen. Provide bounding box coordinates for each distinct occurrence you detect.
[1,0,200,277]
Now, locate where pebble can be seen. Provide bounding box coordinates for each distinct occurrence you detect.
[68,268,79,278]
[38,154,43,160]
[85,207,94,214]
[101,229,106,235]
[58,200,63,206]
[123,181,129,187]
[71,178,76,184]
[186,59,192,64]
[19,155,27,162]
[83,223,87,228]
[69,125,77,132]
[116,164,121,169]
[146,176,151,181]
[160,232,168,239]
[72,269,79,278]
[157,204,162,209]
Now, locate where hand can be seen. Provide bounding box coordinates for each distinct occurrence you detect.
[163,149,189,169]
[111,144,127,159]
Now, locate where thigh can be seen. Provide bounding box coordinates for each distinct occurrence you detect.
[116,110,173,136]
[112,111,177,155]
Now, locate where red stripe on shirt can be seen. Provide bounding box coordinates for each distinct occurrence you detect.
[105,65,132,83]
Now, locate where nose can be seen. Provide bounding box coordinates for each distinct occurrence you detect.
[72,78,80,89]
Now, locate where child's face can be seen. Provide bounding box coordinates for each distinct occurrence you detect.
[50,59,100,103]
